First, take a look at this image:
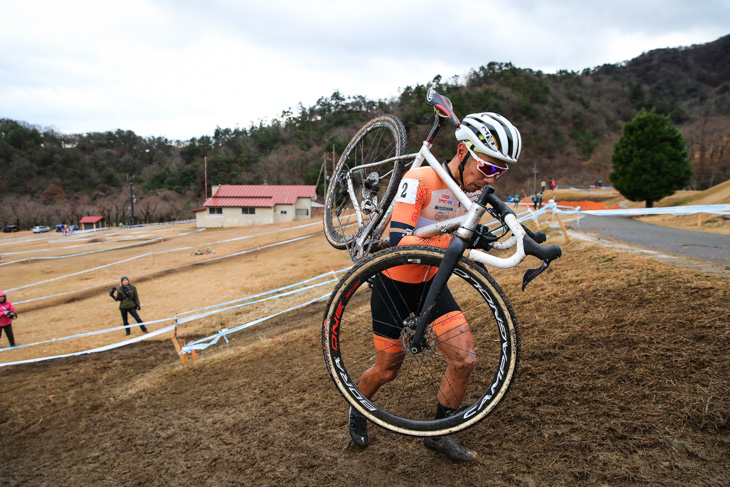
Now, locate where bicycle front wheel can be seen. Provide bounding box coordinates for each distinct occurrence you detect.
[323,115,407,251]
[322,245,520,437]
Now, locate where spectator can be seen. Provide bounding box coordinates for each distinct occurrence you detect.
[0,290,18,348]
[514,193,521,209]
[541,180,546,193]
[550,178,556,191]
[109,277,147,335]
[532,193,538,210]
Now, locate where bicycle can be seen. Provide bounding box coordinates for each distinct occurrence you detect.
[321,89,563,437]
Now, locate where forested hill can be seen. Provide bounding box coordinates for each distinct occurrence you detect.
[1,34,729,226]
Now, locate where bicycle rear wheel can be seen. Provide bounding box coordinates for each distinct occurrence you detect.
[323,115,407,251]
[322,245,520,437]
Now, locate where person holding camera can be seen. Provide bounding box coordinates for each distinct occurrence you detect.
[0,290,18,348]
[109,277,147,335]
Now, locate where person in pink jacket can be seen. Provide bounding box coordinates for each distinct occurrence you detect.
[0,290,18,348]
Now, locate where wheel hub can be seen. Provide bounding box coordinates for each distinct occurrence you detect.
[400,317,435,357]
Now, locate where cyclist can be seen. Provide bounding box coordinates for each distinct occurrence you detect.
[348,112,522,462]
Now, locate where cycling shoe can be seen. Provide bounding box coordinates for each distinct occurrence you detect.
[424,435,477,462]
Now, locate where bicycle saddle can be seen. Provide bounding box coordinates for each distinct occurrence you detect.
[426,89,460,126]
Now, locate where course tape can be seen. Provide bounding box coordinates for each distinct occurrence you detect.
[510,202,730,218]
[12,232,319,305]
[0,219,197,250]
[176,267,350,318]
[5,253,153,292]
[179,293,332,355]
[0,317,175,352]
[0,228,206,265]
[0,267,349,366]
[176,278,338,324]
[0,323,178,368]
[575,204,730,217]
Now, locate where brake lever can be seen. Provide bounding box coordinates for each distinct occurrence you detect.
[522,259,552,291]
[520,234,562,291]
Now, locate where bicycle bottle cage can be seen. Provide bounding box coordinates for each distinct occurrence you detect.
[426,88,460,126]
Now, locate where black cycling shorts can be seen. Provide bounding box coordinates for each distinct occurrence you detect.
[370,273,460,340]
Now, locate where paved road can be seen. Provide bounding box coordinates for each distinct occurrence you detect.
[568,215,730,266]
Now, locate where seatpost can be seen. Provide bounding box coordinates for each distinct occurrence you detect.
[425,114,443,144]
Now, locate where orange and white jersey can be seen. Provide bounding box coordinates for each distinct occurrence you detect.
[386,166,472,283]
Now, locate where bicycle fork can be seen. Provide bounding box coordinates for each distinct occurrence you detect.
[407,194,489,354]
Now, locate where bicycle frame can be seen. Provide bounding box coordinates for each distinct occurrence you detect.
[339,106,561,352]
[348,140,528,269]
[324,95,562,434]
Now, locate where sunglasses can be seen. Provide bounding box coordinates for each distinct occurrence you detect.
[465,145,508,178]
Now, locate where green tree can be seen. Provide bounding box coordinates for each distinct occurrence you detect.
[609,109,691,207]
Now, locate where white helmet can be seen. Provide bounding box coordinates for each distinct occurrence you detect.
[455,113,522,164]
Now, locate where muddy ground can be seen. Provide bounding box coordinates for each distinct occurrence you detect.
[1,238,729,486]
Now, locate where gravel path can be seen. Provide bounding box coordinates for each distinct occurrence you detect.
[568,214,730,266]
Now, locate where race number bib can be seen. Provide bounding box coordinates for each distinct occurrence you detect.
[396,178,419,205]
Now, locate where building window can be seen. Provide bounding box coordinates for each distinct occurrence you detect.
[295,209,309,216]
[280,210,287,215]
[209,207,222,215]
[242,207,255,215]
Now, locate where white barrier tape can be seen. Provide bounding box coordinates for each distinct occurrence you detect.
[0,228,206,265]
[578,204,730,216]
[176,279,338,324]
[180,293,332,355]
[6,253,152,292]
[177,267,350,317]
[487,204,553,233]
[0,317,175,353]
[12,232,320,305]
[0,323,178,368]
[2,267,352,360]
[207,220,322,246]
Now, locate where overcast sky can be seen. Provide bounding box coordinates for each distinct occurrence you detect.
[1,0,728,141]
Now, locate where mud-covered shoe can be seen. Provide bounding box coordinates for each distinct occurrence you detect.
[348,406,368,447]
[424,435,477,462]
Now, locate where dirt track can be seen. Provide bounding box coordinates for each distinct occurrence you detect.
[1,236,728,486]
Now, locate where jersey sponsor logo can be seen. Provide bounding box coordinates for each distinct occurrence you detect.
[396,178,419,205]
[434,205,453,211]
[435,212,447,221]
[438,196,453,204]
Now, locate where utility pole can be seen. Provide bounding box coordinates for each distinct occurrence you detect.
[129,182,135,225]
[315,158,327,200]
[531,164,539,196]
[204,156,208,198]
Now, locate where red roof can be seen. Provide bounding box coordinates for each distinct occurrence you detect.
[79,216,104,223]
[203,185,316,208]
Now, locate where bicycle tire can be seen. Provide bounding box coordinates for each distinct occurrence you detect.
[323,115,407,251]
[322,245,520,437]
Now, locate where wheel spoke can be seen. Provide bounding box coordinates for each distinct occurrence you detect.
[324,246,520,435]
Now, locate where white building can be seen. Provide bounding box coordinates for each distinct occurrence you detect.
[195,184,318,228]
